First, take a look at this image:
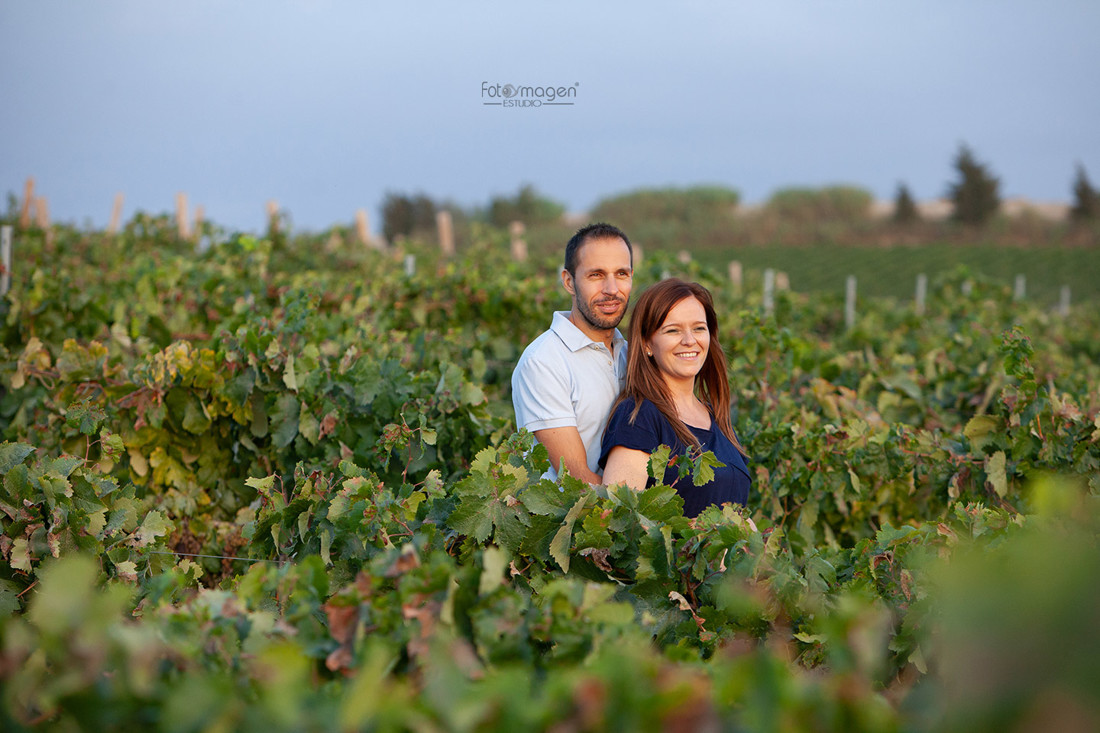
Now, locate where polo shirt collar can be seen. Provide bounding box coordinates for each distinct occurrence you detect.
[550,310,626,353]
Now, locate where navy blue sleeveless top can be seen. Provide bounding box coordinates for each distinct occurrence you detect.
[598,397,751,518]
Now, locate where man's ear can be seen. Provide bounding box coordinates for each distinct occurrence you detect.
[561,268,575,296]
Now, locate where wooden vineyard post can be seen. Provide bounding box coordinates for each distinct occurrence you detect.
[915,273,928,315]
[107,193,124,235]
[776,271,790,292]
[1059,286,1071,317]
[35,197,53,247]
[19,178,34,229]
[1,225,12,296]
[266,200,280,235]
[355,209,372,248]
[436,210,455,256]
[193,205,205,246]
[404,254,416,278]
[677,250,691,265]
[1014,274,1026,301]
[176,192,192,240]
[961,280,973,297]
[728,260,742,297]
[509,220,527,262]
[632,243,643,268]
[763,268,775,316]
[845,275,857,330]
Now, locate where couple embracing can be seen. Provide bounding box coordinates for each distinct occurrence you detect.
[511,223,751,518]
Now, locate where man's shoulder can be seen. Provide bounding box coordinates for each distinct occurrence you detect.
[517,327,568,365]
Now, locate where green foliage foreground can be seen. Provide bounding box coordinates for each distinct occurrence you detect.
[0,222,1098,731]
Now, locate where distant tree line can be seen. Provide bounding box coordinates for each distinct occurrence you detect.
[377,149,1098,246]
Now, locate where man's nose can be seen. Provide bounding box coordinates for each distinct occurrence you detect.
[601,276,618,294]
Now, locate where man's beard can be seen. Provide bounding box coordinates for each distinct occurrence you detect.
[577,295,626,331]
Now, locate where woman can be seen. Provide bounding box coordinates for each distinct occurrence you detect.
[599,278,751,517]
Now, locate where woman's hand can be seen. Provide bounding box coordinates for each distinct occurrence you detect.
[601,446,651,491]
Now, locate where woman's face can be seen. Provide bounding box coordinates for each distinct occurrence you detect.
[645,295,710,385]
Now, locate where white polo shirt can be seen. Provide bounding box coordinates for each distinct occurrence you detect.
[512,311,628,481]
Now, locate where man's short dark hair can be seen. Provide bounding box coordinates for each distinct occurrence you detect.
[564,223,632,277]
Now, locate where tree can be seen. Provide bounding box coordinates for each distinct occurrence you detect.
[1070,164,1099,221]
[893,183,919,224]
[381,192,437,242]
[486,184,564,228]
[947,144,1000,225]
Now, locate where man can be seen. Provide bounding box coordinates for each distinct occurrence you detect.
[511,223,634,483]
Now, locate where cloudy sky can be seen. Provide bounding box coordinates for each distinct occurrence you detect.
[2,0,1097,232]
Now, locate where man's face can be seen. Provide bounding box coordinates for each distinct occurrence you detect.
[563,236,633,333]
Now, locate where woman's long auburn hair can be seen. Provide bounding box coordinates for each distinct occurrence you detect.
[611,278,747,457]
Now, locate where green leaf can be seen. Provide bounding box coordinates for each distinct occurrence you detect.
[270,393,300,449]
[479,545,509,595]
[691,450,724,487]
[648,445,672,480]
[520,480,574,517]
[135,510,173,547]
[549,494,589,573]
[250,392,269,438]
[225,368,256,405]
[182,396,212,435]
[448,496,495,543]
[636,485,683,523]
[9,538,32,572]
[0,442,35,474]
[299,407,320,446]
[986,451,1008,497]
[847,466,863,494]
[964,415,1003,453]
[283,354,298,391]
[47,455,84,479]
[0,579,22,616]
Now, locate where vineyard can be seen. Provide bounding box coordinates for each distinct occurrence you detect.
[1,217,1099,731]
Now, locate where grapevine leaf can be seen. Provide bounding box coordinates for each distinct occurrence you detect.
[648,445,672,480]
[250,392,269,438]
[518,514,562,560]
[299,405,320,445]
[270,393,300,449]
[135,510,173,547]
[964,415,1003,453]
[47,455,84,479]
[182,396,211,435]
[520,480,573,517]
[0,579,21,616]
[9,538,32,572]
[479,545,509,595]
[986,451,1008,497]
[549,494,589,573]
[0,443,35,474]
[448,496,494,543]
[691,450,724,486]
[495,506,531,554]
[283,354,298,391]
[636,484,684,524]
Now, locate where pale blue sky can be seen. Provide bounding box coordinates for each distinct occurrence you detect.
[2,0,1097,232]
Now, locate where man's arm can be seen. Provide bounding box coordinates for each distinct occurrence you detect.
[532,426,602,484]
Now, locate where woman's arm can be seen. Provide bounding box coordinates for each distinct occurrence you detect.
[601,445,651,491]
